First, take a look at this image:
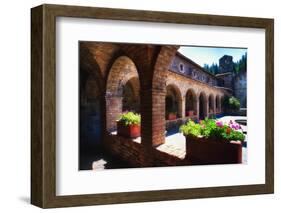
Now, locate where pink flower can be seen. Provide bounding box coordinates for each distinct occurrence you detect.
[230,122,241,130]
[216,121,223,127]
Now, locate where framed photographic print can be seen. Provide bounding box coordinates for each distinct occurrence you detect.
[31,4,274,208]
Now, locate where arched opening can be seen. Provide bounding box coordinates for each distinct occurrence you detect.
[216,95,220,113]
[106,56,140,133]
[79,73,102,169]
[221,96,225,112]
[122,77,140,113]
[165,84,182,120]
[199,92,207,120]
[185,89,197,117]
[208,94,215,117]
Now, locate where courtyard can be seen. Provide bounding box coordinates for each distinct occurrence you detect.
[79,42,247,170]
[84,115,247,170]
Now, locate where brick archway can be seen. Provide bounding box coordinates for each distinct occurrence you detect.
[199,92,208,120]
[185,88,197,117]
[105,56,140,132]
[221,95,225,112]
[216,95,221,113]
[122,76,140,112]
[208,94,215,116]
[165,84,183,119]
[79,44,105,92]
[80,74,102,145]
[79,68,104,169]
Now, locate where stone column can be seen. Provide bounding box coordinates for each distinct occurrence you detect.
[180,96,185,118]
[206,98,209,119]
[196,96,200,120]
[219,98,222,113]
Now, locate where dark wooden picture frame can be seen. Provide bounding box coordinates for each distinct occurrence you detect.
[31,4,274,208]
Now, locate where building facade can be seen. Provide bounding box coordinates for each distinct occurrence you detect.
[79,42,243,167]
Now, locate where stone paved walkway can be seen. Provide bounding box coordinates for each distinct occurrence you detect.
[157,133,186,159]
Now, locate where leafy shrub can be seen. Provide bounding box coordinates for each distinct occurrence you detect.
[223,96,241,111]
[118,112,141,126]
[221,128,245,141]
[180,118,245,142]
[200,119,224,138]
[179,119,201,137]
[229,97,240,110]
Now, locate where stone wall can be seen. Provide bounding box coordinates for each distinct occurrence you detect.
[170,53,217,86]
[234,71,247,108]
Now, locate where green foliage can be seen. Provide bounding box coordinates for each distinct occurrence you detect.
[221,129,245,141]
[203,63,219,75]
[204,53,247,75]
[200,119,224,138]
[223,96,240,111]
[179,119,202,137]
[118,112,141,126]
[228,96,241,110]
[179,118,245,142]
[234,53,247,73]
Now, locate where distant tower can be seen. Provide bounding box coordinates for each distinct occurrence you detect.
[219,55,234,74]
[216,55,234,89]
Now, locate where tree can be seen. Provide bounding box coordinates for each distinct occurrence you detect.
[233,53,247,73]
[204,63,219,75]
[203,52,247,75]
[223,96,240,111]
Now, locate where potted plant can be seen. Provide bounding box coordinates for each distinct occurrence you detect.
[167,112,177,120]
[188,110,194,116]
[180,118,245,164]
[117,111,141,138]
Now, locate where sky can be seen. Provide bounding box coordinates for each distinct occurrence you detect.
[178,46,247,67]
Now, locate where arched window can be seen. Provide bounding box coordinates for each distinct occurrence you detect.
[179,63,184,73]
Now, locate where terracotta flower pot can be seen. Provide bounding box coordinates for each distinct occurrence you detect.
[117,121,140,138]
[167,113,177,120]
[188,110,194,116]
[185,135,242,164]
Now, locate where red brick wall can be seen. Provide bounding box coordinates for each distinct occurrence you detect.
[151,46,179,146]
[104,134,191,167]
[104,134,145,167]
[105,96,122,132]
